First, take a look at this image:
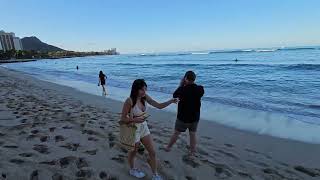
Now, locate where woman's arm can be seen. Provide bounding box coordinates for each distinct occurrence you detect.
[146,94,177,109]
[121,98,145,123]
[98,78,101,86]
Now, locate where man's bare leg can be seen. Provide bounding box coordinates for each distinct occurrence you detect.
[165,131,180,152]
[189,131,197,155]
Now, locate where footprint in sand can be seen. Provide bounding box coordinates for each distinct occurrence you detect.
[60,143,80,151]
[99,171,119,180]
[99,122,107,126]
[84,149,98,155]
[88,136,99,142]
[215,149,239,160]
[76,169,92,178]
[245,148,272,160]
[294,166,320,177]
[200,159,233,178]
[40,136,48,142]
[108,132,116,148]
[76,158,89,169]
[224,143,234,148]
[62,126,72,129]
[111,155,126,164]
[19,152,33,157]
[27,134,38,141]
[20,119,27,123]
[3,145,18,149]
[182,155,200,168]
[59,156,77,168]
[214,166,233,179]
[82,129,101,136]
[52,173,63,180]
[9,159,24,164]
[49,127,56,132]
[162,160,173,168]
[29,170,38,180]
[33,144,50,154]
[201,136,212,140]
[39,160,57,166]
[185,176,196,180]
[197,148,209,156]
[246,160,269,168]
[18,131,26,136]
[88,120,95,124]
[55,135,66,142]
[237,171,253,179]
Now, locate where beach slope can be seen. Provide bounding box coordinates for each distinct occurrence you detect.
[0,67,320,180]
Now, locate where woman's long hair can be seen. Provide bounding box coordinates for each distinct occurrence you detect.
[130,79,147,107]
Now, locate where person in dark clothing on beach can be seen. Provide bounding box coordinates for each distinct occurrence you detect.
[76,66,79,70]
[165,71,204,155]
[98,70,107,96]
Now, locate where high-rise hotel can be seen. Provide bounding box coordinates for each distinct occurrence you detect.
[0,30,23,51]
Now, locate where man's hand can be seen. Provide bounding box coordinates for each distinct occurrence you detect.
[171,98,179,104]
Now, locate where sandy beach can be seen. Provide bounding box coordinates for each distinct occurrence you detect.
[0,66,320,180]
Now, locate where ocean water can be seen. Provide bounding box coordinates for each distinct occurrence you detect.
[3,47,320,143]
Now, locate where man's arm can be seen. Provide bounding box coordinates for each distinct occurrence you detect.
[198,85,204,97]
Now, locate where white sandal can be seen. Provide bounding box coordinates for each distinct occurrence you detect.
[129,168,146,178]
[152,174,163,180]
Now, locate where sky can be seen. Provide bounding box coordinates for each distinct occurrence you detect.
[1,0,320,53]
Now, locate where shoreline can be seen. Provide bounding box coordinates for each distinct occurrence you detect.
[0,59,37,64]
[1,66,320,179]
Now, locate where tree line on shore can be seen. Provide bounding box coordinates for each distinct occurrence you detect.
[0,49,119,60]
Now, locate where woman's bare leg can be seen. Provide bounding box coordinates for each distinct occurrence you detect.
[140,135,157,174]
[128,144,139,169]
[102,85,106,95]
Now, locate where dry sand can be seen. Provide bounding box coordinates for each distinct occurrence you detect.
[0,66,320,180]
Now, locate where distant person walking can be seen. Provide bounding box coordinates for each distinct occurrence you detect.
[165,71,204,155]
[76,65,79,70]
[98,70,107,96]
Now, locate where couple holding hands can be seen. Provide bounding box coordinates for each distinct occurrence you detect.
[120,71,204,180]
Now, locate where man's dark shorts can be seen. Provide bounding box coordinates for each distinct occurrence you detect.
[175,118,199,132]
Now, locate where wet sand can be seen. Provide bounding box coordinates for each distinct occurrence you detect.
[0,66,320,180]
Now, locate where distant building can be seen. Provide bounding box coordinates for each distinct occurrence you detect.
[0,40,3,51]
[13,37,23,50]
[104,48,118,55]
[0,30,23,51]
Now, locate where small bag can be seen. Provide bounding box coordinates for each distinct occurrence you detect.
[119,98,137,151]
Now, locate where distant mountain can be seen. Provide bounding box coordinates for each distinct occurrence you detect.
[21,36,65,52]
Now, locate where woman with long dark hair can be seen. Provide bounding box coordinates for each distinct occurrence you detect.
[98,70,107,95]
[121,79,178,180]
